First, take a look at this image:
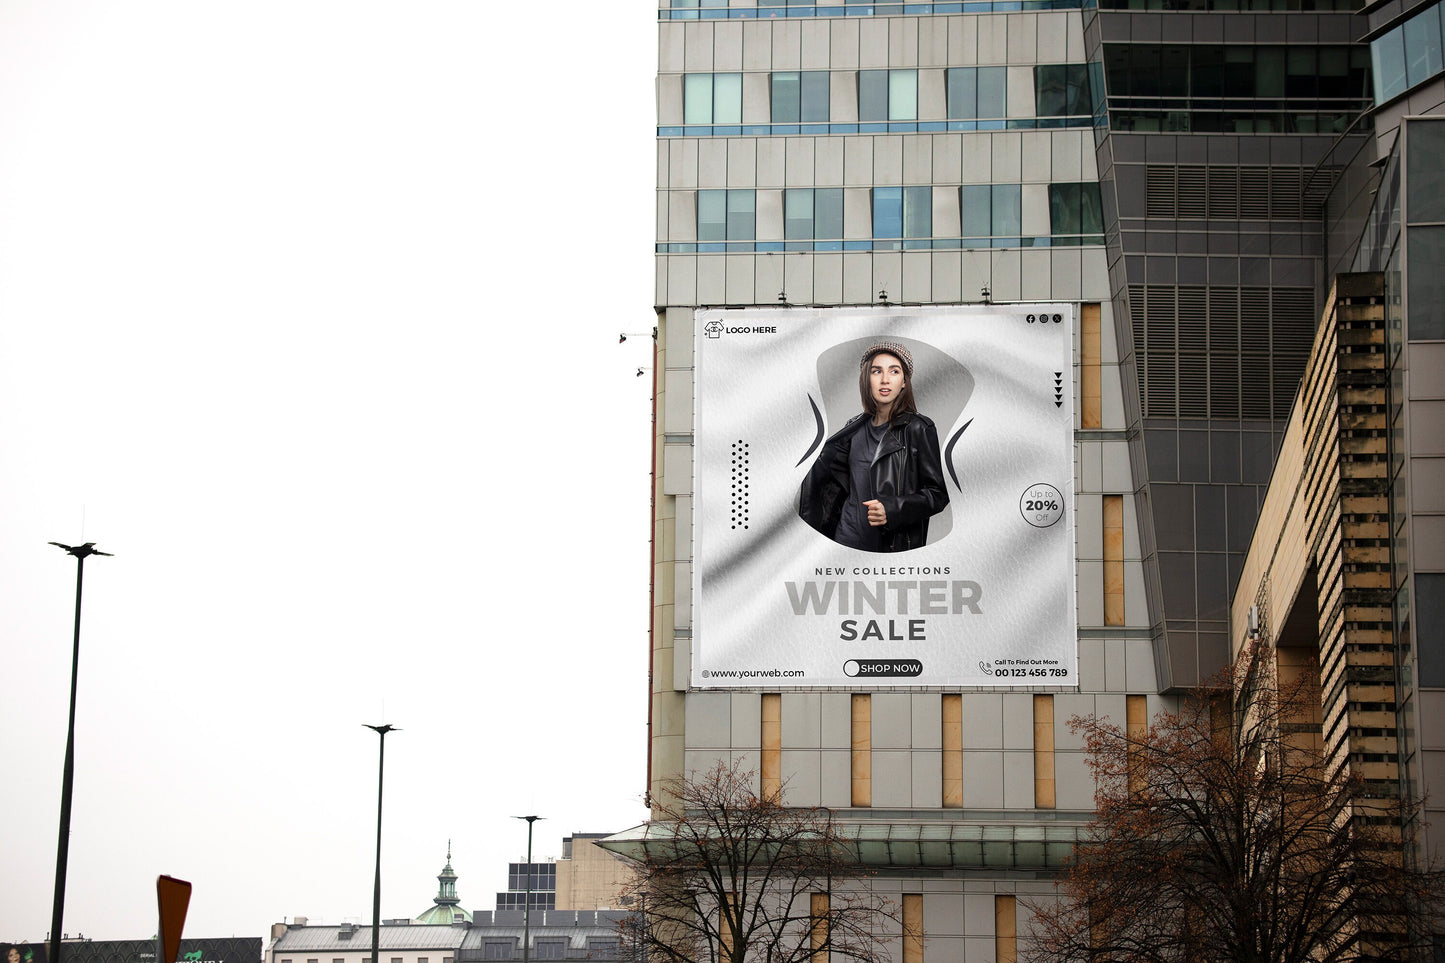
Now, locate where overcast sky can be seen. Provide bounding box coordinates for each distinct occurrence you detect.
[0,2,657,943]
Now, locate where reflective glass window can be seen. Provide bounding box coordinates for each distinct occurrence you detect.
[1404,5,1443,88]
[683,73,741,124]
[860,69,917,121]
[1373,26,1408,102]
[698,190,727,242]
[1408,225,1445,340]
[1408,119,1445,222]
[1035,64,1091,116]
[772,71,830,122]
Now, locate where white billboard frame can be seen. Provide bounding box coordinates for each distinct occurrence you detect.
[691,304,1078,688]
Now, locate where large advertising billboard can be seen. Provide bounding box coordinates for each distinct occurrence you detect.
[692,305,1077,688]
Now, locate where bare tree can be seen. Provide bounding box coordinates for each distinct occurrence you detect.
[1026,641,1442,963]
[616,760,897,963]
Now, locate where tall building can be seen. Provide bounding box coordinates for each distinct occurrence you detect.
[648,0,1443,956]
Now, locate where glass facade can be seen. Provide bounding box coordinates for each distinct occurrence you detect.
[1372,0,1445,102]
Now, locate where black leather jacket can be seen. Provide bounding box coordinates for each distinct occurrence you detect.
[798,411,949,553]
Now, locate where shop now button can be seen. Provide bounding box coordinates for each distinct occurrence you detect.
[844,659,923,678]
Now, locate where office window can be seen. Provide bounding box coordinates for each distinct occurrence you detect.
[960,185,1022,244]
[684,73,742,125]
[771,71,830,123]
[698,190,756,247]
[873,187,931,249]
[671,0,728,16]
[1049,182,1104,242]
[482,943,513,961]
[947,67,1006,121]
[534,942,566,961]
[585,938,619,959]
[784,188,844,250]
[859,69,917,121]
[1035,64,1091,117]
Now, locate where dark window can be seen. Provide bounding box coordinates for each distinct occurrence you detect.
[1048,183,1104,242]
[698,190,756,246]
[585,940,619,960]
[784,188,844,250]
[482,943,513,961]
[670,0,728,16]
[1034,64,1090,117]
[534,942,566,961]
[771,71,830,122]
[960,185,1021,243]
[859,69,917,121]
[873,187,931,249]
[947,67,1006,120]
[1417,574,1445,687]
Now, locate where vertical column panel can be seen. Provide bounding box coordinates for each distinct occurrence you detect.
[942,693,963,808]
[995,896,1017,963]
[1082,302,1102,429]
[1127,694,1147,797]
[811,893,830,963]
[762,693,782,798]
[851,694,872,807]
[1033,694,1055,809]
[1104,493,1125,626]
[903,893,924,963]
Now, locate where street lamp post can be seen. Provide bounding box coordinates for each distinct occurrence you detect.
[364,724,399,963]
[514,815,542,963]
[47,541,111,963]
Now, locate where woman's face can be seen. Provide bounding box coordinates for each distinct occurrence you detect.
[868,352,906,408]
[10,947,22,963]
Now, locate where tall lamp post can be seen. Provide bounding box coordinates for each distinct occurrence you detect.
[514,815,542,963]
[365,724,399,963]
[47,541,111,963]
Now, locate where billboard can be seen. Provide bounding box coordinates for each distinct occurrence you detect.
[692,305,1077,688]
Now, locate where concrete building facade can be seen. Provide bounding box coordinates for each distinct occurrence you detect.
[647,0,1443,956]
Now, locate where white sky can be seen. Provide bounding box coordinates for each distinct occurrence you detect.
[0,2,657,943]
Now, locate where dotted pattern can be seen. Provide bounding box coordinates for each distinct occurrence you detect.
[731,440,750,529]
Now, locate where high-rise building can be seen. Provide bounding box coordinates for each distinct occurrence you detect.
[646,0,1444,956]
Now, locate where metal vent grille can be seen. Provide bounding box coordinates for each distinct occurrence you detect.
[1142,164,1318,220]
[1132,284,1318,420]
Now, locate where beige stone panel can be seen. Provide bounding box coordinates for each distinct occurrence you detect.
[658,74,684,126]
[919,68,947,122]
[851,693,872,807]
[831,70,859,123]
[742,19,772,70]
[756,137,786,188]
[844,136,874,185]
[904,135,933,183]
[786,137,818,187]
[919,15,949,66]
[742,72,771,125]
[860,17,889,68]
[660,23,686,73]
[1036,11,1068,62]
[773,19,802,69]
[684,21,715,70]
[948,15,977,65]
[714,20,744,70]
[890,16,919,67]
[728,138,757,186]
[815,135,845,185]
[829,17,860,69]
[801,19,830,69]
[1006,13,1037,62]
[976,16,1006,65]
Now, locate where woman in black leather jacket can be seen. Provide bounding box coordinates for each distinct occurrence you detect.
[797,341,949,553]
